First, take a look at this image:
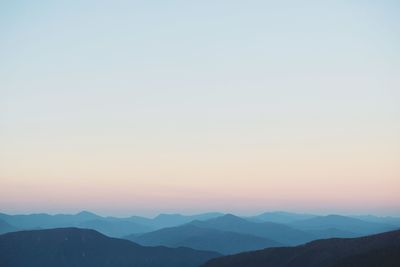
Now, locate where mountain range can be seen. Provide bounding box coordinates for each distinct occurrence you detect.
[201,229,400,267]
[126,224,281,254]
[287,214,395,236]
[248,211,316,223]
[1,211,399,267]
[0,211,223,238]
[0,227,219,267]
[1,211,397,252]
[188,214,315,245]
[125,213,397,254]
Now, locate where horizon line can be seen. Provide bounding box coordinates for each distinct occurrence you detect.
[1,209,399,219]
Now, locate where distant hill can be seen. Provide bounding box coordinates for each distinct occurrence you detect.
[78,219,153,237]
[0,228,220,267]
[288,214,396,236]
[0,211,101,229]
[305,227,359,239]
[190,214,314,245]
[351,215,400,226]
[0,212,152,237]
[0,211,224,237]
[0,219,17,235]
[149,213,225,229]
[126,224,280,254]
[250,211,316,224]
[1,211,396,241]
[106,213,224,229]
[201,229,400,267]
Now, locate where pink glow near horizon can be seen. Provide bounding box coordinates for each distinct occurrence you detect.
[1,1,400,216]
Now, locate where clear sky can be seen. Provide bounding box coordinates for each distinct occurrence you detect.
[1,0,399,216]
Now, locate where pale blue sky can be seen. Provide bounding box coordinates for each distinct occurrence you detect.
[0,1,399,216]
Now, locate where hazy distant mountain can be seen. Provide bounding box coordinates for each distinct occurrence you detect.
[250,211,316,224]
[201,230,400,267]
[126,224,281,254]
[149,213,225,229]
[78,219,153,237]
[190,214,314,245]
[0,228,220,267]
[0,211,224,236]
[2,211,397,241]
[305,228,359,239]
[103,213,225,229]
[288,214,396,236]
[121,215,155,225]
[351,215,400,226]
[0,211,101,229]
[0,219,17,235]
[0,212,152,237]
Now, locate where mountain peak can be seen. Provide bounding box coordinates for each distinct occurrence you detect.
[76,211,99,218]
[315,214,361,222]
[219,214,244,221]
[154,213,183,219]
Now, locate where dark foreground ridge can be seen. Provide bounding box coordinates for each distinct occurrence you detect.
[201,229,400,267]
[0,227,220,267]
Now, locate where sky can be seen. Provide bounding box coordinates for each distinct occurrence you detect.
[0,0,399,217]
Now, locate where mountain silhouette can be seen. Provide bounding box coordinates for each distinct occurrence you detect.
[149,213,225,229]
[0,219,17,235]
[126,224,281,254]
[351,215,400,226]
[201,229,400,267]
[288,214,396,236]
[0,211,224,236]
[250,211,316,223]
[331,245,400,267]
[78,219,152,237]
[0,227,219,267]
[0,212,102,229]
[190,214,314,245]
[0,212,152,238]
[305,227,358,239]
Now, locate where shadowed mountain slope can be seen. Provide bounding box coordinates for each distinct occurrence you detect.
[201,230,400,267]
[332,246,400,267]
[0,212,153,237]
[305,228,358,239]
[0,228,219,267]
[0,211,224,236]
[190,214,314,245]
[150,213,224,229]
[126,224,281,254]
[0,219,17,235]
[251,211,316,224]
[78,219,152,237]
[0,211,153,237]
